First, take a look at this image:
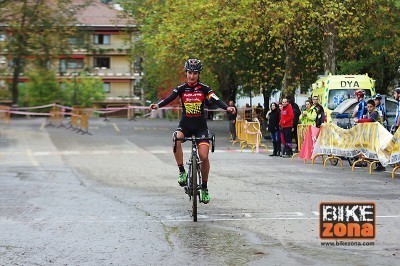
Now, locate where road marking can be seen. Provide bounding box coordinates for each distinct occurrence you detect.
[0,149,256,157]
[0,213,398,224]
[163,212,400,222]
[112,123,120,132]
[26,149,39,166]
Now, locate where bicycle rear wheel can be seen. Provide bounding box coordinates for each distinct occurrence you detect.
[191,154,198,222]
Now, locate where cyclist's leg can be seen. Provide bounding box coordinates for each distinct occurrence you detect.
[173,128,188,186]
[198,142,210,183]
[195,127,211,184]
[173,130,185,166]
[198,142,210,203]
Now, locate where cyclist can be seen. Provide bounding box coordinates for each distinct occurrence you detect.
[351,90,367,120]
[394,87,400,129]
[149,59,236,204]
[373,94,386,126]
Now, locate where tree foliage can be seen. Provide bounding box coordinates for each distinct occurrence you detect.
[0,0,90,105]
[122,0,400,106]
[19,69,62,107]
[61,73,106,108]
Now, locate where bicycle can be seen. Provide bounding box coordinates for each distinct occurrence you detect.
[173,132,215,222]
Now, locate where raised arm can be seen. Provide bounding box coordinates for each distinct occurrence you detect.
[149,89,179,110]
[207,92,235,114]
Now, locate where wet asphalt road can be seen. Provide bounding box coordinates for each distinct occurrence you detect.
[0,117,399,265]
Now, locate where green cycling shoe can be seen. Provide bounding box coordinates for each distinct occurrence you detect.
[178,171,187,187]
[201,188,210,204]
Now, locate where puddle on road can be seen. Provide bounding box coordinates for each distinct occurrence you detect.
[164,224,270,264]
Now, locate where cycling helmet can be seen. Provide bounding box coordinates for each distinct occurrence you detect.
[355,90,365,97]
[374,93,382,100]
[184,58,203,72]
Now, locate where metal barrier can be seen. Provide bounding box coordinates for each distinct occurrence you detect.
[78,112,91,135]
[291,124,310,162]
[0,105,10,125]
[232,118,246,146]
[239,119,268,154]
[46,106,64,128]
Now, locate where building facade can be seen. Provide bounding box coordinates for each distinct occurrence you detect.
[0,0,143,107]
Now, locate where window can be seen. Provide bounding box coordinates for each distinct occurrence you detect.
[94,57,110,68]
[103,82,111,93]
[60,59,84,72]
[68,37,78,45]
[93,34,111,45]
[328,89,372,110]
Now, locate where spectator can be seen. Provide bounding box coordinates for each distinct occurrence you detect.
[255,103,264,125]
[286,95,300,153]
[352,90,367,120]
[394,87,400,129]
[300,99,317,126]
[278,103,286,157]
[357,99,381,124]
[280,98,294,157]
[266,102,280,156]
[357,99,385,171]
[312,96,325,127]
[245,103,252,121]
[227,100,238,141]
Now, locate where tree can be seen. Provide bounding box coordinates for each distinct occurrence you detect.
[1,0,89,105]
[19,69,62,107]
[61,73,106,108]
[122,0,400,106]
[338,0,400,92]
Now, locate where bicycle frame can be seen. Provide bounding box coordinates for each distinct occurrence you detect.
[173,133,215,222]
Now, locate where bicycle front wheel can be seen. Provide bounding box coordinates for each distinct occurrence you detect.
[191,154,198,222]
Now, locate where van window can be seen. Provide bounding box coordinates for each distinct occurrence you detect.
[327,89,372,110]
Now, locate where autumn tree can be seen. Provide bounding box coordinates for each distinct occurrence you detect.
[337,0,400,92]
[122,0,400,106]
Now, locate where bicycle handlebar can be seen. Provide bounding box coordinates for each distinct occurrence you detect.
[175,136,214,141]
[173,133,216,153]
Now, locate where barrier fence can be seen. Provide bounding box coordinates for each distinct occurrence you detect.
[293,122,400,178]
[3,102,400,178]
[0,105,10,125]
[233,118,268,154]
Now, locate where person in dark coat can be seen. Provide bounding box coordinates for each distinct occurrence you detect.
[266,102,281,156]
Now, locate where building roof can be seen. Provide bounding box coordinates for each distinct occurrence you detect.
[75,0,136,28]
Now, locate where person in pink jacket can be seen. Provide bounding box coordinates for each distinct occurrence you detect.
[279,98,294,157]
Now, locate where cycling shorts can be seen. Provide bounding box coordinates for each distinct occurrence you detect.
[176,116,210,145]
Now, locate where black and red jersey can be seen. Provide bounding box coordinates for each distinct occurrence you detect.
[157,82,228,118]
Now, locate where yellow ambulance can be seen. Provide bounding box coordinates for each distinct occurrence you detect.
[311,74,376,123]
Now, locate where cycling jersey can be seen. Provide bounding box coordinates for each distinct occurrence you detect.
[396,100,400,125]
[355,100,367,119]
[157,82,228,117]
[375,103,386,121]
[157,82,228,142]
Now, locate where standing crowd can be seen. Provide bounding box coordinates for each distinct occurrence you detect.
[265,95,324,158]
[229,88,400,160]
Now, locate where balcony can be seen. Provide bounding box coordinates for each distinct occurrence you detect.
[60,68,144,79]
[71,48,129,55]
